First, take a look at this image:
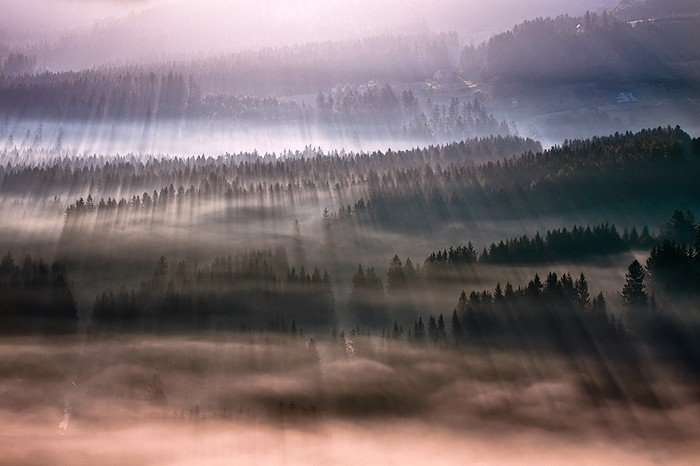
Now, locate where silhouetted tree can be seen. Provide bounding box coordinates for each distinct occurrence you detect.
[622,260,648,308]
[574,273,591,310]
[387,255,406,291]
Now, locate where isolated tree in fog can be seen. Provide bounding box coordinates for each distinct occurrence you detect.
[155,256,168,276]
[622,260,647,307]
[321,208,332,231]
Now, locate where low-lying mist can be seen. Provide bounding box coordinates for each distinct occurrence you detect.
[3,0,700,463]
[1,335,697,465]
[1,118,441,157]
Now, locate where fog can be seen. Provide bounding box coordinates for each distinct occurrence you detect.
[2,0,700,463]
[1,336,698,465]
[0,118,444,156]
[5,0,616,64]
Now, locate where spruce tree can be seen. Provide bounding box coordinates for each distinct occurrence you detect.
[574,273,590,310]
[437,314,447,345]
[622,260,648,308]
[387,255,405,291]
[451,309,464,345]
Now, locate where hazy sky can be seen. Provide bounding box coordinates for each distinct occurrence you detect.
[0,0,165,44]
[2,0,619,49]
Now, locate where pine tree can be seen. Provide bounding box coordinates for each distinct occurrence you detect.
[544,272,561,297]
[526,273,543,298]
[494,282,504,303]
[456,290,468,314]
[574,273,590,310]
[437,314,447,345]
[428,315,438,344]
[387,255,406,291]
[592,292,607,315]
[451,309,464,345]
[392,321,404,340]
[413,317,426,343]
[622,260,647,308]
[321,208,332,230]
[403,257,417,283]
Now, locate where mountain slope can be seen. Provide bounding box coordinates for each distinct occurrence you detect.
[612,0,700,21]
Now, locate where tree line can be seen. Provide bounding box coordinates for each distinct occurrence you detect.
[55,127,700,231]
[388,271,619,351]
[358,261,697,372]
[361,126,700,227]
[646,210,700,294]
[459,11,700,86]
[0,135,539,201]
[0,252,78,334]
[91,250,336,334]
[424,223,654,270]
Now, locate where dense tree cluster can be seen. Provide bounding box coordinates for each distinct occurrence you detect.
[92,250,335,333]
[316,86,510,140]
[0,135,539,202]
[460,12,700,85]
[658,210,697,245]
[425,223,654,270]
[52,127,700,232]
[380,271,621,354]
[365,126,700,227]
[646,210,700,294]
[372,263,697,367]
[0,74,507,143]
[0,32,484,145]
[2,32,461,116]
[0,252,78,334]
[1,53,37,77]
[385,255,421,291]
[348,264,387,328]
[0,70,302,121]
[323,199,370,229]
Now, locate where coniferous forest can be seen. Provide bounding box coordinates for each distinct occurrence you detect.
[1,0,700,464]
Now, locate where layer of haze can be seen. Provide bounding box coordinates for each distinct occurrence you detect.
[1,336,698,465]
[2,1,699,464]
[4,0,617,67]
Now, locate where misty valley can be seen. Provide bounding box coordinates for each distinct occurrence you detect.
[1,1,700,465]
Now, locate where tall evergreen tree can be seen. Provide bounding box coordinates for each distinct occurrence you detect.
[392,321,404,340]
[592,292,607,315]
[526,274,543,298]
[451,309,464,345]
[574,273,590,310]
[413,317,426,343]
[428,315,438,343]
[622,260,648,308]
[437,314,447,345]
[387,255,406,291]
